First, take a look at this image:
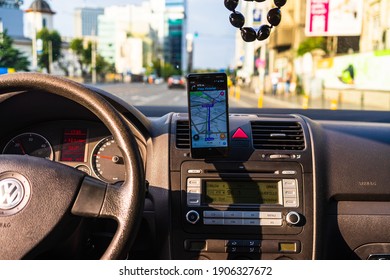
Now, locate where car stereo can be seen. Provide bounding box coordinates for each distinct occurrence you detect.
[181,161,304,234]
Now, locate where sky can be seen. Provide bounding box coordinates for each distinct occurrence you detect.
[21,0,236,69]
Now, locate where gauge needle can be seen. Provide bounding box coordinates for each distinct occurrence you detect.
[17,140,26,155]
[95,154,112,160]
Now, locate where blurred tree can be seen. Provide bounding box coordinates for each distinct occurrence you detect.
[0,30,30,71]
[36,28,62,73]
[145,59,162,77]
[96,54,115,81]
[297,37,327,56]
[152,59,162,77]
[70,38,92,78]
[161,62,181,80]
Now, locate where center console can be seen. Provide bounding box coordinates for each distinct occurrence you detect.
[169,113,314,260]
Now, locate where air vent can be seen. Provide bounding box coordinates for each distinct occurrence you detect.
[251,121,305,150]
[176,120,190,149]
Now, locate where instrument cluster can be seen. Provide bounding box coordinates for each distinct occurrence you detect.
[0,120,133,184]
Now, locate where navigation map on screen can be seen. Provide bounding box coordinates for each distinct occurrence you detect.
[189,85,228,149]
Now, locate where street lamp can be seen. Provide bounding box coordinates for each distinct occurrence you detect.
[91,29,97,84]
[186,33,194,73]
[186,32,198,74]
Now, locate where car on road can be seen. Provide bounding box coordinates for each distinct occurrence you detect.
[168,75,186,89]
[0,0,390,263]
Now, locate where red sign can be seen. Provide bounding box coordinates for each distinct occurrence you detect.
[306,0,363,37]
[309,0,329,33]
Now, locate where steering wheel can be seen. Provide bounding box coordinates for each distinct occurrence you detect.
[0,73,145,259]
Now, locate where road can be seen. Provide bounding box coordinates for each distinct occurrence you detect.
[93,82,291,109]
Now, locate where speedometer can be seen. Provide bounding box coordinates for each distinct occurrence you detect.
[2,133,54,160]
[91,136,126,184]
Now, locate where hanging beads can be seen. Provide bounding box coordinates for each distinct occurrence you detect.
[225,0,287,42]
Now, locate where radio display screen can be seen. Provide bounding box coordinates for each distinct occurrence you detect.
[205,181,281,205]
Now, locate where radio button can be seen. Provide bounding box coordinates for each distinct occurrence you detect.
[282,170,297,175]
[261,212,282,219]
[204,218,224,225]
[283,189,297,198]
[226,246,238,253]
[188,198,200,204]
[187,193,201,206]
[247,247,261,253]
[242,240,260,247]
[284,198,298,207]
[223,211,243,218]
[242,212,261,218]
[187,187,200,194]
[226,240,243,247]
[283,179,297,188]
[187,178,201,187]
[203,211,223,218]
[224,219,243,225]
[188,169,202,174]
[260,219,283,226]
[243,219,260,226]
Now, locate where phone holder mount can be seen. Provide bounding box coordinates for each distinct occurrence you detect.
[224,0,287,42]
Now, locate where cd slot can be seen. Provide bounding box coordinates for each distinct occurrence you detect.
[204,169,278,174]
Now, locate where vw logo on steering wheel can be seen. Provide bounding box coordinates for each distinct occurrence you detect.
[0,173,31,217]
[0,178,24,210]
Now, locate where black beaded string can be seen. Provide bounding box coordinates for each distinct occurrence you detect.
[224,0,287,42]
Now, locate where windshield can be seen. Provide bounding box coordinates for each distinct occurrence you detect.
[0,0,389,111]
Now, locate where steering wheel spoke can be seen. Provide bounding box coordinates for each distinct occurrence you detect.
[71,176,107,218]
[0,155,85,259]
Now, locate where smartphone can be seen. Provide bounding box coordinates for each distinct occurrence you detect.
[187,73,229,158]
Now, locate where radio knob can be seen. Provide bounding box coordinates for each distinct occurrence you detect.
[186,210,200,224]
[286,211,301,226]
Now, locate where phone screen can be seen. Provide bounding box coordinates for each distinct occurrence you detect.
[187,73,229,158]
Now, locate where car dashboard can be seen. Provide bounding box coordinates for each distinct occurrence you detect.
[0,88,390,260]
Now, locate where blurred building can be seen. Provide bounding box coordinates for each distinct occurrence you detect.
[74,7,104,38]
[164,0,185,72]
[235,0,273,84]
[0,0,24,38]
[24,0,55,39]
[236,0,389,92]
[97,1,164,75]
[360,0,390,52]
[0,0,32,68]
[23,0,56,71]
[268,0,305,80]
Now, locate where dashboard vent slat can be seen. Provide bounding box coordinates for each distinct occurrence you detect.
[175,120,190,149]
[251,121,305,150]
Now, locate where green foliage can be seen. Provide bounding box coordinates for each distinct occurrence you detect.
[96,54,115,79]
[36,28,62,73]
[69,38,84,56]
[70,38,94,77]
[83,42,92,66]
[161,62,181,80]
[0,30,30,71]
[297,37,326,57]
[145,59,162,77]
[70,37,116,81]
